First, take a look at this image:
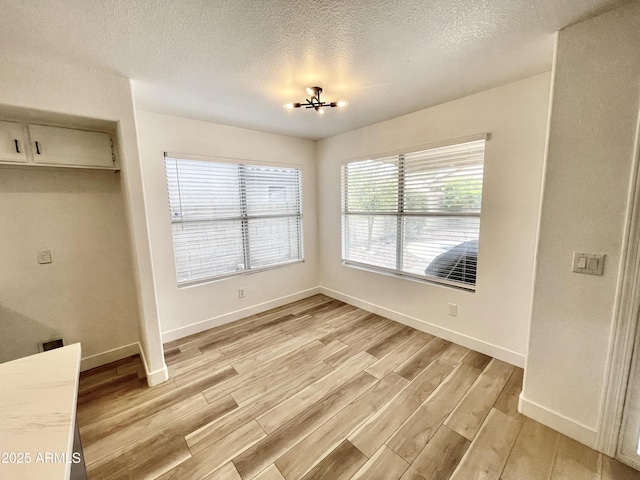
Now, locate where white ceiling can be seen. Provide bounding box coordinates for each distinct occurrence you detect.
[0,0,629,140]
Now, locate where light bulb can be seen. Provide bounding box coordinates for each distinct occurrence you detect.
[306,87,315,96]
[318,107,325,115]
[284,103,294,109]
[337,101,348,108]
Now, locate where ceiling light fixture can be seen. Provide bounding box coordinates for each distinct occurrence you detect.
[284,87,347,113]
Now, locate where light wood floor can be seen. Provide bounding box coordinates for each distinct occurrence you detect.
[78,294,640,480]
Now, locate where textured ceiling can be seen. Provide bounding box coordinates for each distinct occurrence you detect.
[0,0,629,140]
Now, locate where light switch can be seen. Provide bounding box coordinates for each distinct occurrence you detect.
[572,252,605,276]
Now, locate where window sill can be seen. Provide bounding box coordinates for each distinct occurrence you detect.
[341,260,476,292]
[177,259,305,288]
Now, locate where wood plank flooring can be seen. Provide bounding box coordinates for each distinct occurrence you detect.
[77,294,640,480]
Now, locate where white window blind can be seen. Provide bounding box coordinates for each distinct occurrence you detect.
[165,155,303,285]
[342,139,485,289]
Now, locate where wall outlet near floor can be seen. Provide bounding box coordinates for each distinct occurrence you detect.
[448,303,458,317]
[37,248,52,264]
[238,287,245,298]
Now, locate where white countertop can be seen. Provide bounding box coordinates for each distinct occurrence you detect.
[0,344,82,480]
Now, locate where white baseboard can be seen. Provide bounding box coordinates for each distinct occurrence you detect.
[80,342,169,387]
[137,342,169,387]
[161,287,322,344]
[80,343,140,372]
[519,394,597,448]
[319,286,526,368]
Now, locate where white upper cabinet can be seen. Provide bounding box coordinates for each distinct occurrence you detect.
[0,120,29,164]
[0,121,117,170]
[29,125,115,169]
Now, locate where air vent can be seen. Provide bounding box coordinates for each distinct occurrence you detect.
[42,338,64,351]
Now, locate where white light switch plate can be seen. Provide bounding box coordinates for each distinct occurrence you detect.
[572,252,604,276]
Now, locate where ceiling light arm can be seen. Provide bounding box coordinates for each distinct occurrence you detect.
[284,87,348,112]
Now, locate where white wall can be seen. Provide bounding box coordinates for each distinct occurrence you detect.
[0,167,139,368]
[317,73,551,366]
[522,2,640,448]
[135,111,318,340]
[0,54,167,382]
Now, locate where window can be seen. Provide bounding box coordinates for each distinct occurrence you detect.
[164,155,303,285]
[341,138,485,289]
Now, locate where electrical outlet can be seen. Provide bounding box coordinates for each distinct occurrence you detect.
[38,249,52,264]
[448,303,457,317]
[238,288,245,298]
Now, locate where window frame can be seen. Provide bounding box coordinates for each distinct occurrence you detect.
[164,152,304,287]
[340,134,487,291]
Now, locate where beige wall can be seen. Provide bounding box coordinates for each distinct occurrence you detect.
[135,111,319,340]
[0,55,167,382]
[522,2,640,448]
[0,167,139,368]
[317,73,551,366]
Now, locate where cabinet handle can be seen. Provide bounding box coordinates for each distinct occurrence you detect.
[35,141,41,155]
[14,139,20,154]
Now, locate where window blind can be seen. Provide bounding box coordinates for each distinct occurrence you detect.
[165,156,303,285]
[342,139,485,289]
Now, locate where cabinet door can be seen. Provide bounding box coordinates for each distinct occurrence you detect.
[29,125,115,169]
[0,120,28,163]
